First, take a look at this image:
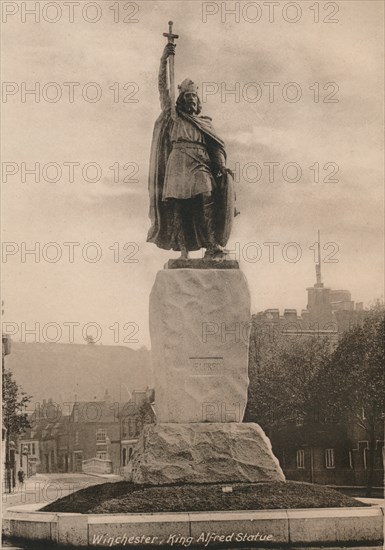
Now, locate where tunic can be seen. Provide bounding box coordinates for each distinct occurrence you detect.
[162,116,215,200]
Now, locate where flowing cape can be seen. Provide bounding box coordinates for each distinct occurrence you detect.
[146,109,235,251]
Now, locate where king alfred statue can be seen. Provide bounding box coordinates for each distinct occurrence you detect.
[147,22,235,260]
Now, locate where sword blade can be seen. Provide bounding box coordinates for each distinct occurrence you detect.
[168,54,176,120]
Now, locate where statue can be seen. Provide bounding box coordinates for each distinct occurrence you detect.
[147,22,236,260]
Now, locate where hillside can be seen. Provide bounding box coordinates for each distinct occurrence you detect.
[5,342,153,406]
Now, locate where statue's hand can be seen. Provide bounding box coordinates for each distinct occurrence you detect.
[162,43,176,60]
[217,167,234,179]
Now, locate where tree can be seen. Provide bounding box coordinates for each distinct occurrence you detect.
[2,367,31,492]
[245,321,333,436]
[315,305,385,496]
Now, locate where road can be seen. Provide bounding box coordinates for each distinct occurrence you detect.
[2,472,122,548]
[2,472,120,512]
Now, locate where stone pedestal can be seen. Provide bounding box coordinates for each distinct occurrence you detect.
[129,263,285,486]
[150,268,250,423]
[131,423,285,485]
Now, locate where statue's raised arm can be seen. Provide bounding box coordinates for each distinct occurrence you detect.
[158,44,174,112]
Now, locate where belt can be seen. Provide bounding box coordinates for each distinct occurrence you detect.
[172,141,207,150]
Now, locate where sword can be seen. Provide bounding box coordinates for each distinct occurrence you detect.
[163,21,179,120]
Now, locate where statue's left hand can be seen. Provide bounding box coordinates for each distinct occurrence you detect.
[218,167,234,179]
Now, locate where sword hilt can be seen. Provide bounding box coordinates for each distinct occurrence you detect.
[163,20,179,46]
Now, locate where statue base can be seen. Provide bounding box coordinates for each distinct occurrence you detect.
[150,268,250,423]
[165,258,239,270]
[130,423,285,485]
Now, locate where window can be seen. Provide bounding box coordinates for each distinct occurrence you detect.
[32,443,36,455]
[96,428,107,443]
[75,431,79,445]
[325,448,335,469]
[96,451,107,460]
[122,418,139,439]
[296,450,305,469]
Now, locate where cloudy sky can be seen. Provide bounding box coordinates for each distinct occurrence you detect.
[2,0,384,348]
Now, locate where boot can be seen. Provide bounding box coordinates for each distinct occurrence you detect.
[203,201,222,259]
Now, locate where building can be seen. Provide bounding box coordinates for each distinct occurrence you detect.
[18,389,155,476]
[18,401,70,475]
[249,237,383,488]
[68,389,155,475]
[3,333,20,492]
[252,235,368,350]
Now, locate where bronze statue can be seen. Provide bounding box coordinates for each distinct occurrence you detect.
[147,22,235,260]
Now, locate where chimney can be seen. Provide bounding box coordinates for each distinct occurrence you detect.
[283,309,298,322]
[265,309,280,322]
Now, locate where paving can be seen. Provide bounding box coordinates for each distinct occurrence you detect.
[2,472,120,512]
[356,497,384,507]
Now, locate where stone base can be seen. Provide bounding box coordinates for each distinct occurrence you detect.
[165,258,239,269]
[131,423,285,485]
[150,269,250,423]
[6,503,383,548]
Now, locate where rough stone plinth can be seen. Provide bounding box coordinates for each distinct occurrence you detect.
[150,269,250,423]
[131,423,285,485]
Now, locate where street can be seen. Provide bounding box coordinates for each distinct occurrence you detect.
[2,472,122,548]
[2,472,120,512]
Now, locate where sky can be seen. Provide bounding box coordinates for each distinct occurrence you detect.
[2,0,384,348]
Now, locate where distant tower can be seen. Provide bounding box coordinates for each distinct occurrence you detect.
[306,231,333,325]
[315,229,323,288]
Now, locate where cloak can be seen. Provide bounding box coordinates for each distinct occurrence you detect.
[147,108,235,251]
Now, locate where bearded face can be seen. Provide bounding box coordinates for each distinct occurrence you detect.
[183,92,198,114]
[181,92,199,114]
